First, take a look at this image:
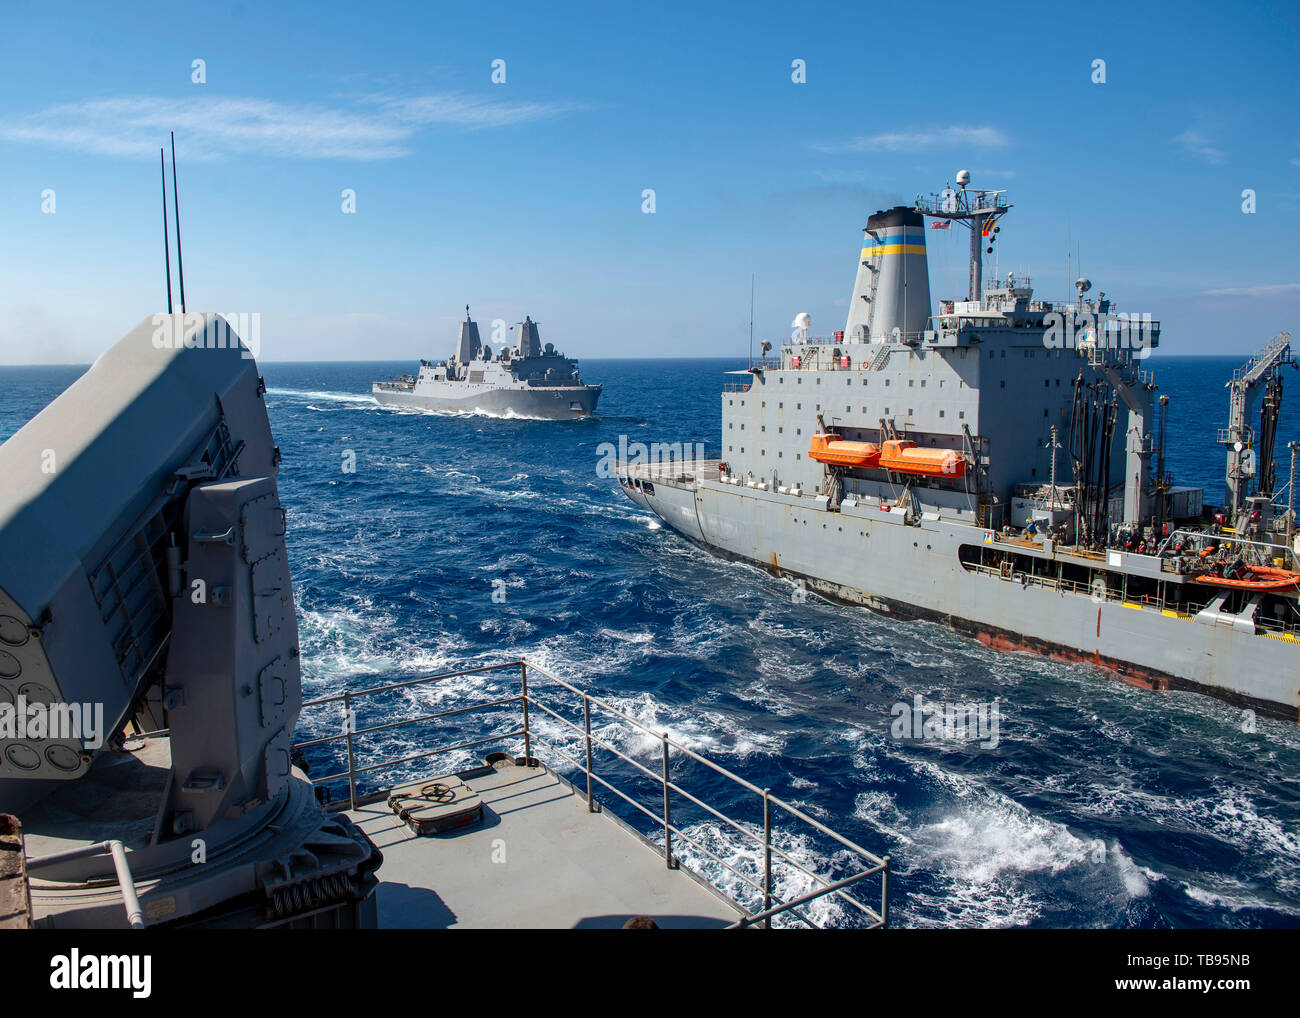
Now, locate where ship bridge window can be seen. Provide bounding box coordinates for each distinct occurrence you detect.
[921,380,927,387]
[940,410,945,418]
[909,380,914,387]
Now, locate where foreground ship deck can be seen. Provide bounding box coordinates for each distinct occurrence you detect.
[300,660,890,931]
[347,763,740,928]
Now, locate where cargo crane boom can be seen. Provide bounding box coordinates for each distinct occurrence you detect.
[1223,332,1294,517]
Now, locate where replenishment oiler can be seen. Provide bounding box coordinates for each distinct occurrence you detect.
[372,308,601,419]
[620,172,1300,722]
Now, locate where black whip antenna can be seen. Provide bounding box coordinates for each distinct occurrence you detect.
[160,148,173,313]
[170,132,186,313]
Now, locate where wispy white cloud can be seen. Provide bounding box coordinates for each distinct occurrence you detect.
[812,126,1009,154]
[1174,129,1226,165]
[1202,283,1300,297]
[0,92,583,161]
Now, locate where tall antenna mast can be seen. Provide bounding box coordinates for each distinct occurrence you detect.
[170,132,186,314]
[160,148,173,314]
[913,171,1010,303]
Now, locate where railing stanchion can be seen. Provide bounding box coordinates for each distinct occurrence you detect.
[661,734,673,868]
[583,693,595,812]
[762,788,773,929]
[521,661,532,766]
[343,691,357,811]
[881,856,891,928]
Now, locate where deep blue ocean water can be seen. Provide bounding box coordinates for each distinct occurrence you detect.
[2,355,1298,928]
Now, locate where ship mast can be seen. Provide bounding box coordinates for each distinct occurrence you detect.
[914,171,1011,302]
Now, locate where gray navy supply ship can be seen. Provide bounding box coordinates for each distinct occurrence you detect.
[372,308,601,419]
[619,172,1300,722]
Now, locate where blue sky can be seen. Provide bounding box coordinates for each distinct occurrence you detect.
[0,0,1296,363]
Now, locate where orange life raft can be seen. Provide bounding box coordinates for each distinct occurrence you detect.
[1192,565,1300,592]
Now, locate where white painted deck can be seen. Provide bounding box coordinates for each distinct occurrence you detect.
[348,763,742,929]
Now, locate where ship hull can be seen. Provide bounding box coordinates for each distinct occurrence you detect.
[373,383,600,420]
[623,476,1300,722]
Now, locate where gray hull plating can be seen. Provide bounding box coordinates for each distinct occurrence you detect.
[626,476,1300,721]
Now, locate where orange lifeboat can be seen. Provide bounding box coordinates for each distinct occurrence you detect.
[1192,565,1300,592]
[808,433,880,469]
[879,439,966,478]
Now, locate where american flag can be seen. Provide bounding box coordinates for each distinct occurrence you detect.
[929,220,950,230]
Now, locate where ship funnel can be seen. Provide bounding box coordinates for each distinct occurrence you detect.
[844,206,932,343]
[454,306,482,363]
[518,316,542,358]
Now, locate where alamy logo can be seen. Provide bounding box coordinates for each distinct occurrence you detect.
[595,435,707,478]
[50,950,151,998]
[0,696,104,749]
[890,694,1000,749]
[151,313,261,360]
[1043,311,1153,353]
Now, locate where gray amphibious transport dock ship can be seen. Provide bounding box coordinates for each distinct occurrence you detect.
[372,308,601,419]
[620,172,1300,722]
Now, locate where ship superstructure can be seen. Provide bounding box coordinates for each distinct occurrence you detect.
[372,308,601,419]
[620,173,1300,721]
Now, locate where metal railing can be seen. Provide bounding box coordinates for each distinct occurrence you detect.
[26,840,145,930]
[295,660,890,929]
[619,457,723,484]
